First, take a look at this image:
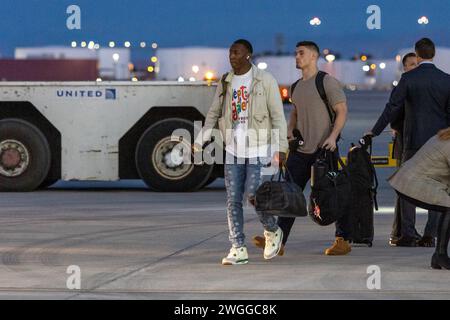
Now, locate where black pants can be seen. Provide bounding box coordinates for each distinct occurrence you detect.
[397,192,449,257]
[278,150,351,245]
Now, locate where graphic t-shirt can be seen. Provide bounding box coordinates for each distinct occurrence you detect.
[225,69,268,158]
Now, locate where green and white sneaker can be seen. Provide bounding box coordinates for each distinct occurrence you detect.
[221,246,249,265]
[264,227,283,260]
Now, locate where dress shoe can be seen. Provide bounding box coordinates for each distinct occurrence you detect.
[389,237,398,246]
[395,236,417,247]
[431,213,450,270]
[417,236,436,247]
[431,253,450,270]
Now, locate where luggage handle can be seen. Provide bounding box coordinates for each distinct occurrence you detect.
[317,148,349,176]
[270,162,295,183]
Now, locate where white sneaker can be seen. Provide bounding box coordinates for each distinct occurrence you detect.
[264,227,283,260]
[222,246,249,265]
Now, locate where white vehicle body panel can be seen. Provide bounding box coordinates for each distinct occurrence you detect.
[0,82,216,181]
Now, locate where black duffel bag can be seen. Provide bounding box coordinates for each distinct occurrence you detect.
[255,164,307,218]
[309,149,352,226]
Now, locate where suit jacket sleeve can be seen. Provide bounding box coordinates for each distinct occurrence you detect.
[371,87,397,136]
[372,75,408,136]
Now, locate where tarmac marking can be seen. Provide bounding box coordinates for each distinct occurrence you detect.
[0,287,449,295]
[376,207,427,214]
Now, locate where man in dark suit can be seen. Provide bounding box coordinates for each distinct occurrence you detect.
[368,52,423,247]
[366,38,450,247]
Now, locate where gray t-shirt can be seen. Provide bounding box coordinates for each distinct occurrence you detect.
[291,73,346,154]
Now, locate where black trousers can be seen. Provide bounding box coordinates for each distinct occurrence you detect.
[397,192,450,257]
[278,150,352,245]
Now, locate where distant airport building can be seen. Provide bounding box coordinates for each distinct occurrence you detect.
[155,46,399,91]
[253,56,398,91]
[0,59,98,81]
[255,47,450,91]
[14,46,131,80]
[156,47,229,82]
[8,45,450,87]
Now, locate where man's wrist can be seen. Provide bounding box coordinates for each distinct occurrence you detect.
[329,132,339,140]
[369,127,379,136]
[192,143,203,152]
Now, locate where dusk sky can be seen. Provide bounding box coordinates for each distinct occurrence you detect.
[1,0,449,59]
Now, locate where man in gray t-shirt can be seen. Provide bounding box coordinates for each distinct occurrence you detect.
[253,41,350,256]
[290,71,347,154]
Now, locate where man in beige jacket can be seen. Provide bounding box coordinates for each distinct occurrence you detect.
[194,39,288,265]
[389,128,450,269]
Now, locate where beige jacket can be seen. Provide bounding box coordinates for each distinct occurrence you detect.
[389,135,450,208]
[196,65,288,153]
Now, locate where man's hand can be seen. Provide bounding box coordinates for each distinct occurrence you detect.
[248,196,256,207]
[192,143,203,165]
[322,135,337,151]
[391,129,398,138]
[287,129,294,140]
[192,143,203,154]
[360,132,374,146]
[272,152,287,168]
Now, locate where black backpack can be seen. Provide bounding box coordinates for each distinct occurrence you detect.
[309,149,352,226]
[346,138,379,246]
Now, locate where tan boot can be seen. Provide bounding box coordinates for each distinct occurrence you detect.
[252,235,285,256]
[324,237,352,256]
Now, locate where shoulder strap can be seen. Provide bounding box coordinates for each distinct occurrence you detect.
[219,73,228,98]
[219,73,229,116]
[367,145,379,211]
[315,71,336,124]
[290,79,300,99]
